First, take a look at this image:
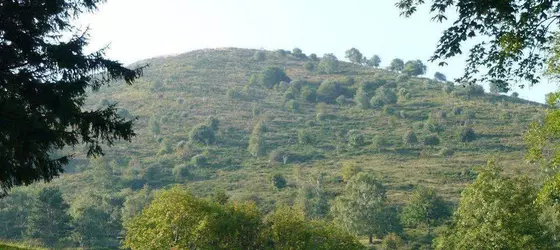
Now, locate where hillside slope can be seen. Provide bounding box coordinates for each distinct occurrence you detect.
[47,47,543,209]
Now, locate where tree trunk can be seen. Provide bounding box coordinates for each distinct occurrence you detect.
[369,234,373,244]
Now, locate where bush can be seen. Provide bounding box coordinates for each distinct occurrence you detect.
[425,120,445,133]
[284,86,298,101]
[300,86,317,103]
[383,106,395,115]
[117,108,131,119]
[424,134,441,147]
[298,129,313,145]
[275,49,288,57]
[439,147,455,157]
[317,53,339,74]
[309,53,318,61]
[452,107,463,115]
[227,88,242,99]
[316,112,326,122]
[189,124,215,145]
[403,130,418,146]
[341,162,362,182]
[396,74,410,83]
[317,80,343,103]
[374,86,398,105]
[372,135,389,150]
[285,100,300,112]
[205,116,220,131]
[259,66,291,89]
[269,148,290,165]
[467,84,485,96]
[172,164,190,180]
[336,95,347,106]
[270,173,287,190]
[459,127,476,142]
[253,50,265,61]
[511,92,519,98]
[303,61,315,71]
[465,110,476,119]
[190,154,208,168]
[347,130,366,148]
[370,95,385,108]
[379,233,405,250]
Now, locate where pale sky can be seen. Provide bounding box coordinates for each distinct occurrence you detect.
[77,0,557,103]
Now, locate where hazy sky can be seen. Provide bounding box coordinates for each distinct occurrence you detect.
[78,0,557,103]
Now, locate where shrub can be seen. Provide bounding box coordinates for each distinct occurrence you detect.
[275,49,288,57]
[316,112,326,122]
[172,164,190,180]
[341,162,362,182]
[424,134,441,147]
[309,53,318,61]
[117,108,131,119]
[227,88,242,99]
[347,130,366,148]
[292,47,306,59]
[300,86,317,103]
[317,53,339,74]
[284,86,298,101]
[379,233,405,250]
[298,129,313,145]
[403,130,418,146]
[270,173,287,190]
[465,110,476,119]
[439,147,455,157]
[189,124,215,145]
[253,50,265,61]
[285,100,300,112]
[383,106,395,115]
[370,95,385,108]
[511,92,519,98]
[452,107,463,115]
[190,154,208,168]
[317,80,343,103]
[425,120,445,133]
[336,95,347,106]
[269,148,290,165]
[375,86,398,105]
[372,135,389,150]
[459,127,476,142]
[354,87,369,109]
[205,116,220,131]
[467,84,485,96]
[302,61,315,71]
[396,74,410,83]
[259,66,291,89]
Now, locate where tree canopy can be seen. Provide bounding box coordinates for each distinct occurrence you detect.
[396,0,560,89]
[0,0,143,195]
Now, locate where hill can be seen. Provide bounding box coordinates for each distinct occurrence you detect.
[0,47,546,248]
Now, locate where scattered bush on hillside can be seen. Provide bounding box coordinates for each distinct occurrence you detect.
[292,48,307,60]
[370,95,385,108]
[425,120,445,133]
[317,80,343,103]
[259,66,291,89]
[403,130,418,146]
[396,74,410,83]
[511,92,519,98]
[372,135,389,151]
[117,108,131,119]
[347,130,366,148]
[317,53,339,74]
[248,121,266,157]
[270,173,287,190]
[285,100,300,112]
[430,110,447,120]
[374,86,398,105]
[336,95,347,106]
[465,110,476,119]
[189,124,215,145]
[300,86,317,103]
[402,60,427,76]
[275,49,288,57]
[354,87,370,109]
[157,139,173,156]
[284,86,298,101]
[227,88,242,100]
[345,48,364,64]
[172,164,190,180]
[434,72,447,82]
[205,116,220,131]
[467,84,485,96]
[452,107,463,115]
[253,50,265,61]
[389,58,405,72]
[459,127,477,142]
[383,106,395,115]
[298,129,313,145]
[269,148,290,165]
[341,162,362,182]
[424,134,441,147]
[380,233,406,250]
[303,61,315,71]
[316,112,326,122]
[439,147,455,157]
[190,154,208,168]
[309,53,319,61]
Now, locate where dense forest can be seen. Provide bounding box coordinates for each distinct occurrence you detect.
[1,47,555,249]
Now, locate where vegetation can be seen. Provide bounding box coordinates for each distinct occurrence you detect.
[0,47,548,248]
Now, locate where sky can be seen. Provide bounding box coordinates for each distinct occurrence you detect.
[77,0,557,103]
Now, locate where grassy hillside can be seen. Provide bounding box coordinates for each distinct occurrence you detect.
[52,47,543,208]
